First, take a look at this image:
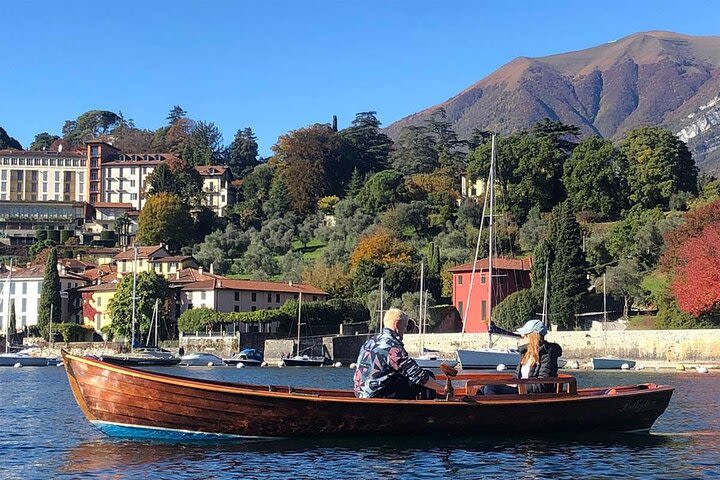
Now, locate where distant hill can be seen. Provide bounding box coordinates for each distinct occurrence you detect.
[386,31,720,173]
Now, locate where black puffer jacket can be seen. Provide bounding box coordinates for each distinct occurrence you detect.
[515,341,563,393]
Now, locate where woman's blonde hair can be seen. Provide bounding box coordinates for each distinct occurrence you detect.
[521,332,542,366]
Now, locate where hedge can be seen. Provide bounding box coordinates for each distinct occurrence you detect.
[280,298,369,325]
[54,323,95,342]
[492,289,540,331]
[177,307,292,333]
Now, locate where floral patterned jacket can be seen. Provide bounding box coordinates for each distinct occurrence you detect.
[353,328,431,398]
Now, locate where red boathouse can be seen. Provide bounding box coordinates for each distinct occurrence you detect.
[449,257,533,333]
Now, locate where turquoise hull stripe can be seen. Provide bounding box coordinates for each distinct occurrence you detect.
[91,421,278,442]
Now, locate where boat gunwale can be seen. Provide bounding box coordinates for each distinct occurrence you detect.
[63,351,674,407]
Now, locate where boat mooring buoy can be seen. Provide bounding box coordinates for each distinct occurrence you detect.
[569,361,580,369]
[277,361,284,368]
[496,364,507,371]
[236,362,245,369]
[207,362,215,367]
[634,365,644,371]
[621,363,630,370]
[676,363,686,372]
[261,362,268,367]
[696,366,709,374]
[13,363,22,368]
[333,362,342,368]
[349,363,357,369]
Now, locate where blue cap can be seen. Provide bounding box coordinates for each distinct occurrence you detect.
[516,319,548,336]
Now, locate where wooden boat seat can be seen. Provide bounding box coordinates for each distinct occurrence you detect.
[458,375,578,396]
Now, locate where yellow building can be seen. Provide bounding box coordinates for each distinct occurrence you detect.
[78,281,119,333]
[114,245,197,279]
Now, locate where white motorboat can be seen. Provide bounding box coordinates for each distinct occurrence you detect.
[456,348,520,370]
[179,352,225,366]
[0,352,58,367]
[414,352,458,369]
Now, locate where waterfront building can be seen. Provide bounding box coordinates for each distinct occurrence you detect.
[449,257,532,333]
[0,142,234,244]
[0,263,91,333]
[78,261,328,337]
[114,245,198,279]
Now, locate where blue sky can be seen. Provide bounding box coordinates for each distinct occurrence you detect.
[1,1,718,156]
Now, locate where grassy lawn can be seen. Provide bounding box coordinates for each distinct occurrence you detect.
[292,238,326,260]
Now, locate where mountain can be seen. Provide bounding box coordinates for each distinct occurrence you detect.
[386,31,720,173]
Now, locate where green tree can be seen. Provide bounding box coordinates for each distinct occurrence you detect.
[532,201,588,329]
[518,205,546,252]
[604,258,644,318]
[263,174,291,218]
[0,127,22,150]
[8,301,16,341]
[136,193,193,250]
[271,123,352,214]
[194,224,252,274]
[38,248,61,336]
[620,127,698,210]
[492,289,540,331]
[530,118,580,154]
[427,108,465,178]
[29,132,60,151]
[108,271,170,342]
[563,136,627,219]
[62,110,122,146]
[166,105,187,124]
[182,121,224,165]
[391,125,438,175]
[226,127,259,177]
[341,111,393,176]
[355,170,406,213]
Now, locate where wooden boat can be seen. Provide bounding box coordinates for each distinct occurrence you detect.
[62,351,673,440]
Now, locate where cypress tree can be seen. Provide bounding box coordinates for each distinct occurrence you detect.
[345,168,364,198]
[38,248,61,335]
[8,301,16,343]
[532,201,588,330]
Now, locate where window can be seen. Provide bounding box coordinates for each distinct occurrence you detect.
[276,294,280,303]
[481,300,487,321]
[234,291,240,301]
[458,301,463,315]
[131,193,137,200]
[97,297,102,307]
[130,167,136,175]
[481,275,486,284]
[21,283,27,294]
[251,292,256,302]
[21,299,27,312]
[234,305,240,312]
[251,306,257,312]
[267,293,272,303]
[457,275,463,285]
[313,295,317,301]
[201,291,206,300]
[130,180,135,187]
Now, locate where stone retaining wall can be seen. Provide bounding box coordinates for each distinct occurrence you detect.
[402,329,720,363]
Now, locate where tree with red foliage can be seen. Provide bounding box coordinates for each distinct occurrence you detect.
[671,224,720,318]
[662,198,720,271]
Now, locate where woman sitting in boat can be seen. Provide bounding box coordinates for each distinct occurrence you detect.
[483,319,563,395]
[354,308,446,400]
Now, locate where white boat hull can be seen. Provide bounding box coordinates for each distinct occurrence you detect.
[591,357,636,370]
[180,354,225,367]
[0,353,56,367]
[413,357,458,369]
[456,349,520,370]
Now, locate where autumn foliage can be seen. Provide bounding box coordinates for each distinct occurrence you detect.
[349,227,415,268]
[662,198,720,271]
[670,224,720,317]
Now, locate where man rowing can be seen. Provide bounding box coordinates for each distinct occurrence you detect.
[353,308,446,399]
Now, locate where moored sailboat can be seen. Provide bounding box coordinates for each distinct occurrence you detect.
[591,274,636,370]
[281,290,327,367]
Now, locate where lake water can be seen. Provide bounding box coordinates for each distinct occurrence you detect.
[1,366,718,479]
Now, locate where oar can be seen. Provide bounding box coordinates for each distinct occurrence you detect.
[439,363,458,400]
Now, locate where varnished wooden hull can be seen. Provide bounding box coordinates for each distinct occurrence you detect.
[62,352,673,440]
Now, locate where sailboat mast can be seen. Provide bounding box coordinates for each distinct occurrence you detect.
[130,246,138,353]
[4,258,12,354]
[418,261,424,353]
[155,299,159,348]
[296,291,302,357]
[487,134,496,347]
[542,259,549,327]
[378,277,384,333]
